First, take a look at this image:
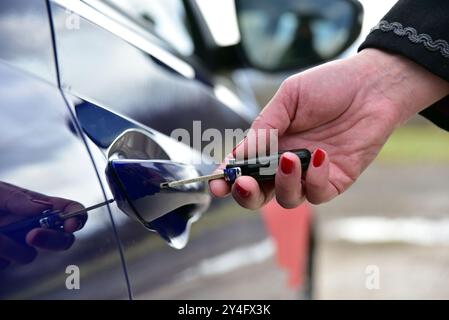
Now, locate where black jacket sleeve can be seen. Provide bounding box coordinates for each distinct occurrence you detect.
[358,0,449,131]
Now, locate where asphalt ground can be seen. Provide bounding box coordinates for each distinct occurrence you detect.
[315,162,449,299]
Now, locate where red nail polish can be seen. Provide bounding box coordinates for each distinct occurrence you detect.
[313,149,326,167]
[235,183,250,198]
[31,199,53,206]
[280,156,295,174]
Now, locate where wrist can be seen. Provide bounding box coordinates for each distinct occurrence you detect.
[355,48,449,126]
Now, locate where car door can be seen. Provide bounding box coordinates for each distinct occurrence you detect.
[48,0,303,299]
[0,0,130,299]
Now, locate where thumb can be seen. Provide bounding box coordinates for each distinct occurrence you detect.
[211,76,302,197]
[252,76,300,134]
[240,76,300,158]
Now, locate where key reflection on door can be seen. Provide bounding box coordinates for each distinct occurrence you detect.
[0,181,86,268]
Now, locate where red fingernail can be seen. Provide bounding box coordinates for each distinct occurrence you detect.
[31,199,53,207]
[313,149,326,167]
[235,183,250,198]
[280,155,295,174]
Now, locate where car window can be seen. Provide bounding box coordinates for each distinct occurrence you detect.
[100,0,194,56]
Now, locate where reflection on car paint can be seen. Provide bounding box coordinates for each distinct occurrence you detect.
[75,100,139,148]
[106,159,210,249]
[0,181,86,268]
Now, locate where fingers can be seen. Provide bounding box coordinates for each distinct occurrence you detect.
[26,229,75,251]
[210,76,297,200]
[275,152,305,209]
[0,227,76,268]
[305,148,338,204]
[210,135,254,198]
[209,153,234,198]
[64,216,87,233]
[60,201,87,233]
[210,130,276,199]
[0,189,53,218]
[213,148,339,208]
[0,234,37,264]
[231,176,274,210]
[0,182,85,268]
[209,178,230,198]
[209,162,231,198]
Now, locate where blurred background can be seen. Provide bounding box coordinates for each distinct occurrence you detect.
[314,0,449,299]
[244,0,449,299]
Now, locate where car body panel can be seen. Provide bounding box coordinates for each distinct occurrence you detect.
[50,1,252,147]
[0,56,129,300]
[49,0,293,298]
[0,0,57,84]
[0,0,314,299]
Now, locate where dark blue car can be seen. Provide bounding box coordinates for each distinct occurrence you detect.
[0,0,362,299]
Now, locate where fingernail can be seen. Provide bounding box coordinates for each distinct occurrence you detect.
[280,155,295,174]
[235,182,250,198]
[313,149,326,167]
[31,199,53,207]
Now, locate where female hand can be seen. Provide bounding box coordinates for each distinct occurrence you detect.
[210,49,449,209]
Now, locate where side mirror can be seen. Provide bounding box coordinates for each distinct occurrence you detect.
[235,0,363,71]
[105,129,211,249]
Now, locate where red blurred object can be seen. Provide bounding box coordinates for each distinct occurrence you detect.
[262,199,312,288]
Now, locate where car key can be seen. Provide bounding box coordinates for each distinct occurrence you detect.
[0,199,114,245]
[160,149,311,188]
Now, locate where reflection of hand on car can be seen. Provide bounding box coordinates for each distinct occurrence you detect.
[0,182,86,268]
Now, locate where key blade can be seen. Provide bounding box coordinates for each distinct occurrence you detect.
[160,172,225,189]
[61,199,115,219]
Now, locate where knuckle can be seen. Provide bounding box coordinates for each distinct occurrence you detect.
[280,75,299,93]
